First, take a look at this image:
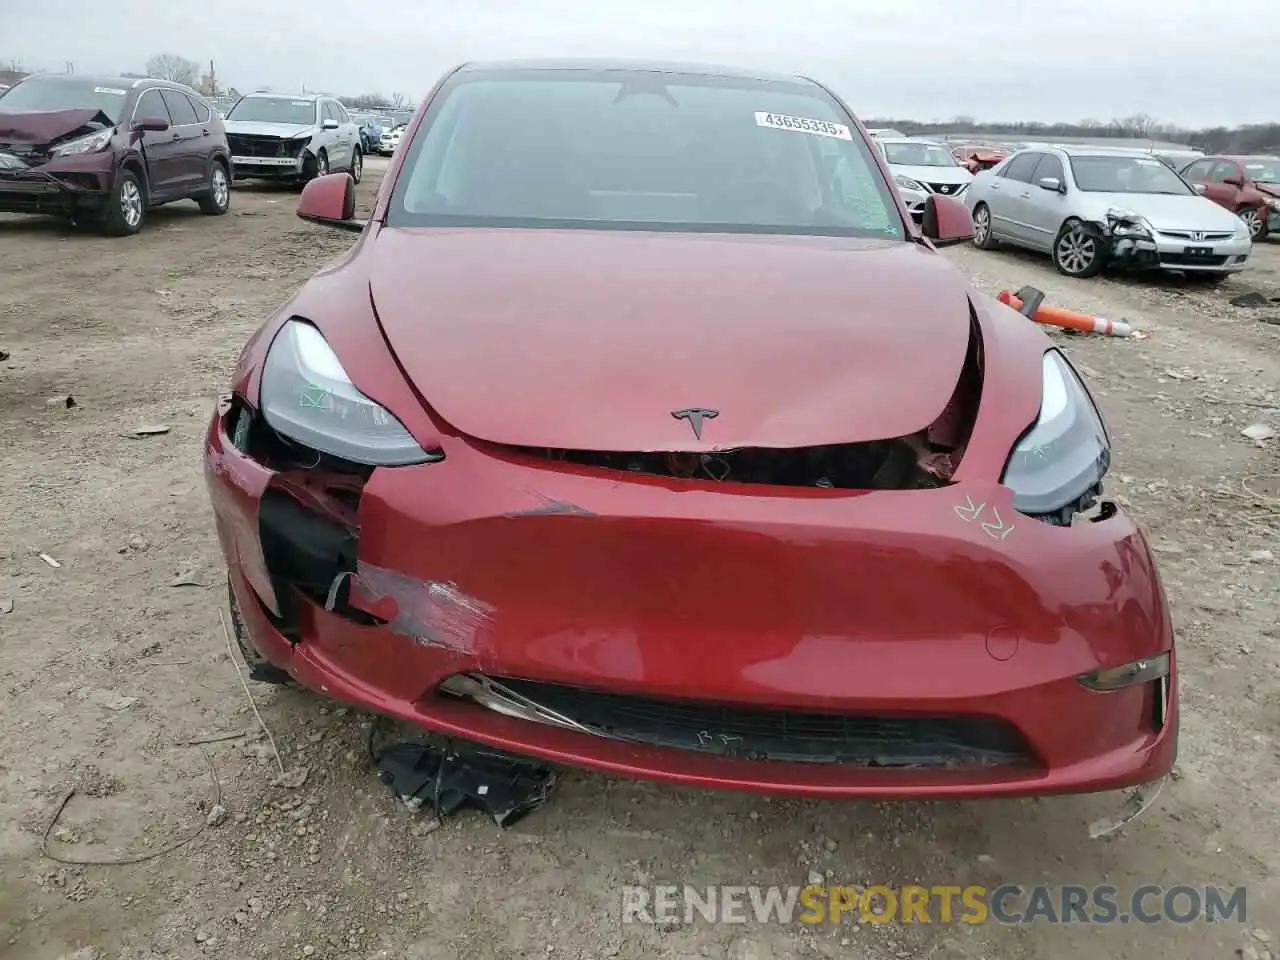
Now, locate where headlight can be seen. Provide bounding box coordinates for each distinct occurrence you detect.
[260,319,436,466]
[51,127,114,157]
[1078,652,1170,691]
[1001,351,1110,516]
[1267,198,1280,212]
[894,175,925,192]
[1106,208,1152,238]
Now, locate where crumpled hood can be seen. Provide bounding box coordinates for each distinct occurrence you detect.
[1255,181,1280,198]
[0,109,107,145]
[223,120,315,138]
[1088,192,1246,233]
[368,229,973,451]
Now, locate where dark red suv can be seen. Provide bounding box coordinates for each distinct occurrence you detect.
[0,74,232,235]
[1180,155,1280,240]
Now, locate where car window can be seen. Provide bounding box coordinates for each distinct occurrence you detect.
[880,142,958,167]
[334,103,351,123]
[0,76,130,123]
[161,89,198,126]
[1209,161,1241,183]
[227,97,316,124]
[187,94,212,123]
[134,88,170,124]
[1241,159,1280,183]
[1030,153,1065,184]
[390,68,905,239]
[1069,155,1195,194]
[1182,160,1214,180]
[1001,152,1042,183]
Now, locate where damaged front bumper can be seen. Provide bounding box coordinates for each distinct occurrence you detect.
[1104,225,1251,274]
[0,152,114,216]
[206,405,1177,800]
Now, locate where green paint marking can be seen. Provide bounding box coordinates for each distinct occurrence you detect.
[299,382,329,409]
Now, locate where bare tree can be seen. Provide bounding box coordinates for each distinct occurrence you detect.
[145,53,200,86]
[390,91,407,109]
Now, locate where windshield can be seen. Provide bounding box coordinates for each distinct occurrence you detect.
[227,97,316,125]
[389,69,903,238]
[1069,155,1194,195]
[0,78,128,123]
[1241,159,1280,183]
[881,142,958,167]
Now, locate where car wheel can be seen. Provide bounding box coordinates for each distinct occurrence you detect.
[1237,206,1265,240]
[971,203,998,250]
[350,147,363,185]
[226,578,295,686]
[99,169,146,236]
[309,149,330,181]
[197,161,231,215]
[1052,219,1105,278]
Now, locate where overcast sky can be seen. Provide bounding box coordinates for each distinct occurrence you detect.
[3,0,1278,128]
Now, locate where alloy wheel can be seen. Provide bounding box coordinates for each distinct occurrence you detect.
[1057,227,1096,274]
[212,167,229,210]
[973,206,990,244]
[1239,207,1263,238]
[120,179,143,228]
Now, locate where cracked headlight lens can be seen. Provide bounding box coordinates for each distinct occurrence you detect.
[1002,351,1110,515]
[260,319,435,466]
[51,127,114,157]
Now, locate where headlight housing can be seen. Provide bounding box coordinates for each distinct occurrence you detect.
[894,174,925,192]
[1078,652,1170,691]
[1001,351,1110,518]
[51,127,115,157]
[260,319,437,466]
[1106,208,1152,238]
[1267,198,1280,213]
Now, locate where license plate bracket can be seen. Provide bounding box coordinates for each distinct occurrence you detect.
[1184,245,1213,258]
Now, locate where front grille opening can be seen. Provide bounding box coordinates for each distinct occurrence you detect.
[502,316,984,492]
[442,675,1034,769]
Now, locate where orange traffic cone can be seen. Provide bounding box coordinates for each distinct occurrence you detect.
[998,288,1135,337]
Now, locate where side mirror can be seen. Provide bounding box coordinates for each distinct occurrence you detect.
[1223,175,1244,187]
[1038,176,1063,193]
[131,116,170,135]
[921,194,974,247]
[297,172,363,232]
[1192,183,1208,195]
[321,118,340,131]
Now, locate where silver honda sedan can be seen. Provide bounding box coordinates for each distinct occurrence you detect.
[964,146,1252,281]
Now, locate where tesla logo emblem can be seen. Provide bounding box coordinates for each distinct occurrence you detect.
[672,407,719,439]
[1190,231,1205,241]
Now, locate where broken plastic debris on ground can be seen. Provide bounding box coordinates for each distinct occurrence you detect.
[375,736,557,828]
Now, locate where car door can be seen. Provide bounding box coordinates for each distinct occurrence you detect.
[985,152,1042,244]
[1014,153,1070,251]
[185,93,220,178]
[334,102,359,166]
[321,101,348,169]
[132,87,182,198]
[159,89,204,191]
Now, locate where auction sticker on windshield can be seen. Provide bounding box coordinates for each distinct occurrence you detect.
[94,87,127,95]
[755,112,852,141]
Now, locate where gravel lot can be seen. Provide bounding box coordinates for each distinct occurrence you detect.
[2,156,1278,960]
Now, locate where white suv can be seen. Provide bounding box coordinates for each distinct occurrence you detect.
[223,94,363,184]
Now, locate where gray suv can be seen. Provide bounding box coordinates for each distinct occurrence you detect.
[223,93,362,185]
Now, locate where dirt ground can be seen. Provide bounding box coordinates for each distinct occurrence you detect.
[2,157,1278,960]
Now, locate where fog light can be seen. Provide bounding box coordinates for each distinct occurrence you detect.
[1077,652,1170,691]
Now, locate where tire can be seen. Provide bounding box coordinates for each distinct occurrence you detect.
[1237,205,1265,240]
[1052,219,1106,278]
[349,147,363,185]
[226,578,295,686]
[971,202,998,250]
[313,149,329,180]
[197,160,231,215]
[99,169,146,236]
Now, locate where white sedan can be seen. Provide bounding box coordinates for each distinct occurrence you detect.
[965,146,1252,281]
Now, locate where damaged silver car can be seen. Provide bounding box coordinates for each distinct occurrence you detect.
[965,146,1252,282]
